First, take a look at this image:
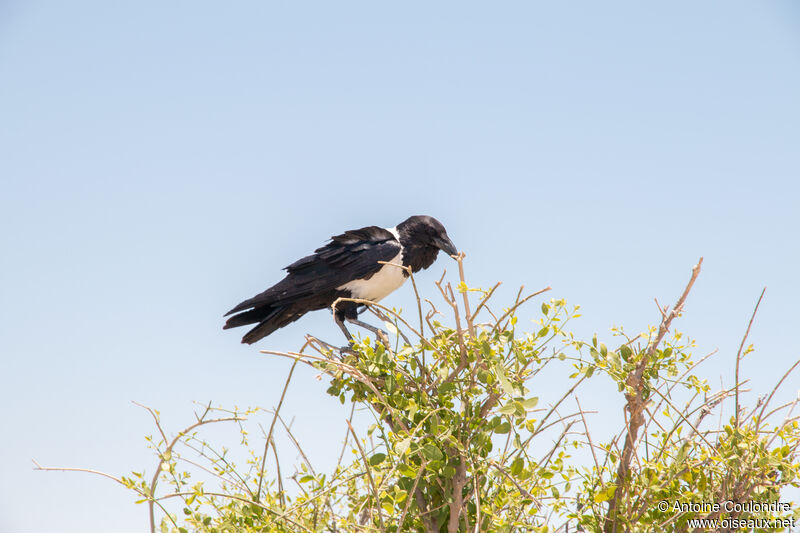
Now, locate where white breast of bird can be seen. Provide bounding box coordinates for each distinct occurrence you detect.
[338,250,406,302]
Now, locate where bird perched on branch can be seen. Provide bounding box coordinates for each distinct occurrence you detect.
[224,215,458,345]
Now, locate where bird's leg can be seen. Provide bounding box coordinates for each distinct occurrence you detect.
[336,317,354,342]
[345,316,391,348]
[334,312,356,354]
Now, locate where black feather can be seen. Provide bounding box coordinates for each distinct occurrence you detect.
[224,226,400,344]
[224,216,457,344]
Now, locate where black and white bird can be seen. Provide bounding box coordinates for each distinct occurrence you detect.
[224,215,458,344]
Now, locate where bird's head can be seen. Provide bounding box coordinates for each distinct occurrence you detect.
[397,215,458,258]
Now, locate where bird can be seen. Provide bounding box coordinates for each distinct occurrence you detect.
[224,215,458,345]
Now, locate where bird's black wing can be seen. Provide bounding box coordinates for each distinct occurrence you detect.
[224,226,400,317]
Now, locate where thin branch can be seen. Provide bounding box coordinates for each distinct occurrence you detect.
[154,490,315,532]
[471,282,502,322]
[576,397,600,474]
[277,414,316,476]
[346,420,386,533]
[336,402,357,470]
[32,461,127,487]
[397,458,427,531]
[735,287,766,427]
[535,375,589,435]
[756,358,800,429]
[490,286,552,337]
[271,439,285,507]
[490,461,536,501]
[257,355,301,502]
[604,257,702,533]
[134,402,243,533]
[456,252,476,339]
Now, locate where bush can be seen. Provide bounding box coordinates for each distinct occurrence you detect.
[37,257,800,532]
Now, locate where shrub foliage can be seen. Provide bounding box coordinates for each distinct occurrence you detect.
[37,257,800,532]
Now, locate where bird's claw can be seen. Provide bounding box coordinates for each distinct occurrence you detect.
[339,344,357,356]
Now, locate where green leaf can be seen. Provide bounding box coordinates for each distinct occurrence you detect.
[619,344,632,361]
[495,365,516,396]
[593,484,618,503]
[438,381,455,395]
[369,453,386,466]
[422,444,443,461]
[407,400,418,420]
[498,403,517,415]
[522,397,539,410]
[510,456,524,476]
[480,340,493,356]
[494,422,511,434]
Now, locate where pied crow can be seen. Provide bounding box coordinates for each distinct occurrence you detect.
[224,215,458,344]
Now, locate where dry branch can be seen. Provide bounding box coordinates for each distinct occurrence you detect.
[604,257,702,533]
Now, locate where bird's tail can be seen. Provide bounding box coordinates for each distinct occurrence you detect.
[223,303,308,344]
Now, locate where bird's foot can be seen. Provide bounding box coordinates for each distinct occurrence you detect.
[338,344,357,356]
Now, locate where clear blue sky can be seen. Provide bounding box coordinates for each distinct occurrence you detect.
[1,2,799,531]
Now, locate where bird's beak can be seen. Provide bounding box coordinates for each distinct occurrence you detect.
[434,235,458,258]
